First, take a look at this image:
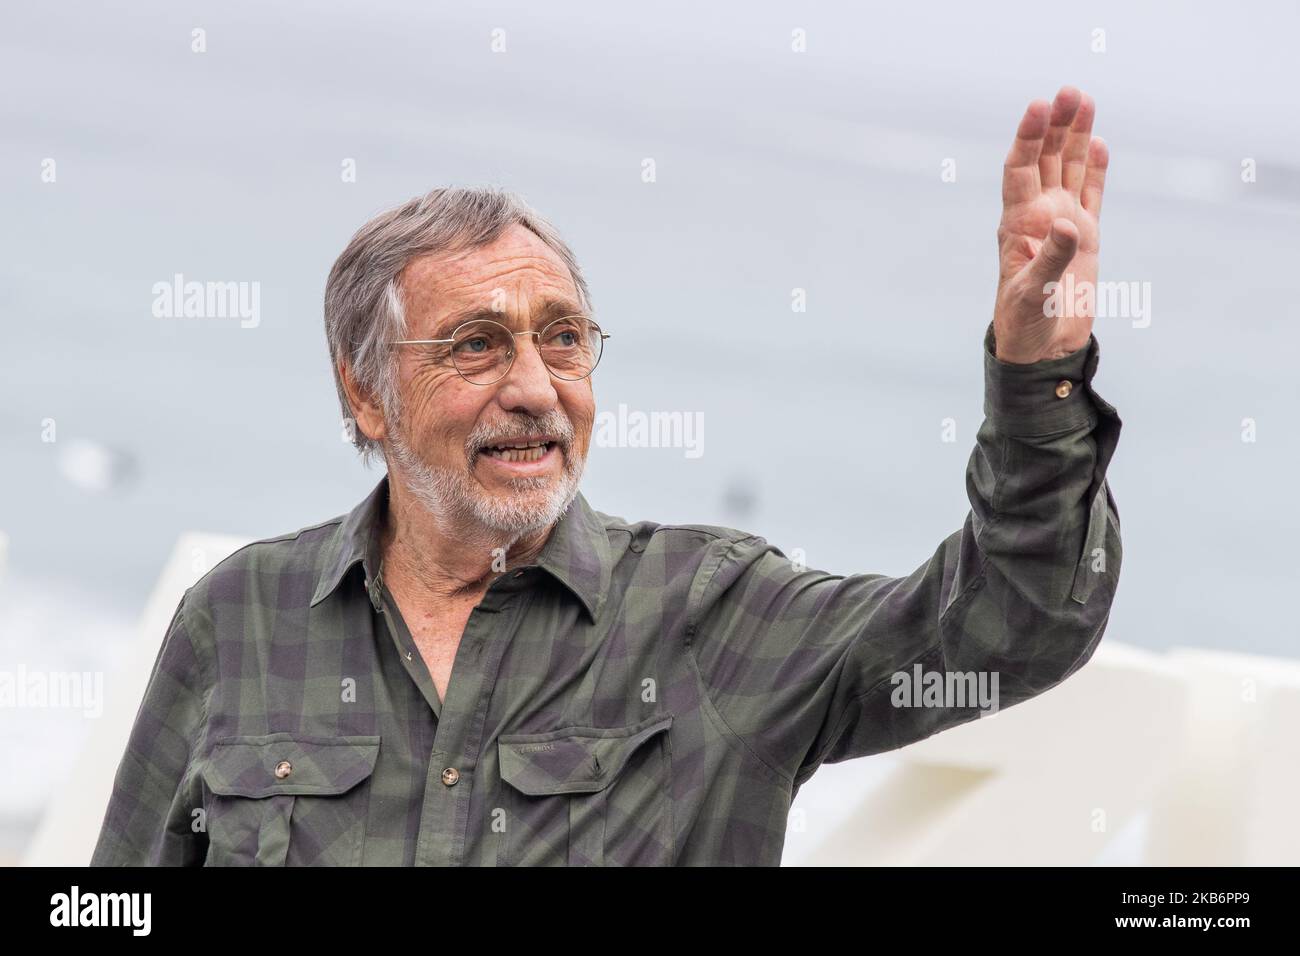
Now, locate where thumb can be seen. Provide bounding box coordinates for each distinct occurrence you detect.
[1027,218,1079,288]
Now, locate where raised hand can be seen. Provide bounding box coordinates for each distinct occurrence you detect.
[992,86,1109,364]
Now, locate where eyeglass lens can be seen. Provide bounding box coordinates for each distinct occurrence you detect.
[450,317,603,383]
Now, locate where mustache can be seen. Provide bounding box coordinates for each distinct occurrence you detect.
[464,411,576,460]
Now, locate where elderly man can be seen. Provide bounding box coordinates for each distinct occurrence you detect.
[92,86,1121,866]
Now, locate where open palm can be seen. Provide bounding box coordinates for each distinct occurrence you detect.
[993,86,1109,363]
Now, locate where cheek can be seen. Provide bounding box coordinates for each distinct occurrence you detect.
[559,387,595,451]
[402,371,483,454]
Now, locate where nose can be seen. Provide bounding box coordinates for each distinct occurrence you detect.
[493,332,559,417]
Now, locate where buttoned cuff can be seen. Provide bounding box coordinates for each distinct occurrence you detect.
[982,321,1107,437]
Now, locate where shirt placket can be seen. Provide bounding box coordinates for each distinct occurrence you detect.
[375,573,444,720]
[374,566,535,866]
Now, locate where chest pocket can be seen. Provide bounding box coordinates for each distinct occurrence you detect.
[200,733,381,866]
[497,713,673,866]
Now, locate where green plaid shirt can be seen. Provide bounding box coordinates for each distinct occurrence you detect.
[91,323,1122,866]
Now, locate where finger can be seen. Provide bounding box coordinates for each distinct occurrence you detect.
[1061,93,1095,195]
[1002,99,1050,206]
[1027,218,1080,288]
[1081,136,1109,217]
[1038,86,1082,190]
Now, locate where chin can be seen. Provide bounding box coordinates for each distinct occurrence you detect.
[471,476,578,534]
[389,428,585,536]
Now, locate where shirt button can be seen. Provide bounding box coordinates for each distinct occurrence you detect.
[441,767,460,787]
[1054,380,1073,399]
[274,760,292,779]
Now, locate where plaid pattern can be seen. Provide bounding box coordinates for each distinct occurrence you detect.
[90,323,1122,866]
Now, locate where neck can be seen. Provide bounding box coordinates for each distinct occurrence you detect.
[379,475,556,601]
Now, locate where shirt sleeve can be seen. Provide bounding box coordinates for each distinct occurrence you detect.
[685,321,1123,788]
[90,593,213,866]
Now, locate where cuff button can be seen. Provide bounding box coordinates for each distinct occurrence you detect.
[1054,380,1073,399]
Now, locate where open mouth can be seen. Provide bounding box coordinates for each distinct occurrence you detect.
[479,440,559,463]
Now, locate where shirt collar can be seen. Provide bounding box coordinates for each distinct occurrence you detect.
[310,473,612,622]
[310,475,388,610]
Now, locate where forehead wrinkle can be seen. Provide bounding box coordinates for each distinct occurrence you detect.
[399,222,583,341]
[404,259,580,338]
[437,255,572,296]
[442,295,583,327]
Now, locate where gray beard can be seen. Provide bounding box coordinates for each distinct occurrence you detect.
[384,409,585,540]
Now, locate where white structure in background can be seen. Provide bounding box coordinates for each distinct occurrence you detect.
[22,533,248,867]
[783,643,1300,865]
[23,535,1300,866]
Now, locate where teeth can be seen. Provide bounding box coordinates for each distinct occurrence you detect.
[484,442,552,463]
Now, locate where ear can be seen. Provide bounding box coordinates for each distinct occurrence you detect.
[338,359,388,445]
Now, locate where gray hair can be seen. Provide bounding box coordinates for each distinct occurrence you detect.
[323,186,593,466]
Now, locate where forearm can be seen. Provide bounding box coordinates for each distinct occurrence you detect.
[944,322,1123,698]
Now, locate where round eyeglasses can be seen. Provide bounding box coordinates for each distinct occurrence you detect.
[391,316,609,386]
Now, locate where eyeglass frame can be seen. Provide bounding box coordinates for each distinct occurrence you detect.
[389,315,610,385]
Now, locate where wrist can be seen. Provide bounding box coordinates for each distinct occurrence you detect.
[992,330,1091,365]
[982,321,1100,437]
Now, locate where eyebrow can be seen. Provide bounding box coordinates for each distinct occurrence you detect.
[429,297,586,339]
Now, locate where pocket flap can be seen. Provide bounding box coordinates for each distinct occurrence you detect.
[498,714,672,796]
[202,733,381,798]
